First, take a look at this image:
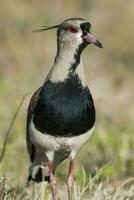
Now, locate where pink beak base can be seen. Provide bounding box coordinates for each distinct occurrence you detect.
[83,32,102,48]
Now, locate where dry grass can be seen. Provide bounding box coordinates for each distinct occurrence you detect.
[0,175,134,200]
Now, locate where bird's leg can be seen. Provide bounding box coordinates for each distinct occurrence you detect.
[39,166,46,200]
[67,159,75,200]
[48,160,56,200]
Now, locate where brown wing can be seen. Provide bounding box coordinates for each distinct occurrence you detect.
[26,87,42,160]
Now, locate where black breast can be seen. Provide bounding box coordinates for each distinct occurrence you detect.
[33,74,95,137]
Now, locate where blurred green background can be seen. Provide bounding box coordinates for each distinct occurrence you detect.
[0,0,134,192]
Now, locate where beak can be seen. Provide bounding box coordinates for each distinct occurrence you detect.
[82,32,103,48]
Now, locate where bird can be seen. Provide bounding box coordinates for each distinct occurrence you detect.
[26,17,102,200]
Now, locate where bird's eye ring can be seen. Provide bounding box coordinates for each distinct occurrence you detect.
[69,26,78,33]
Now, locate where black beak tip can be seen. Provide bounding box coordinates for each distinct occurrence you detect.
[96,40,103,48]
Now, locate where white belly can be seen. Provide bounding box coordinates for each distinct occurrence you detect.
[29,118,95,160]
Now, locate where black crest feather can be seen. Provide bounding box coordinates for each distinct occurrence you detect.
[33,25,60,32]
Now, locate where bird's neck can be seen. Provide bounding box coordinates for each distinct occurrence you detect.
[48,43,86,85]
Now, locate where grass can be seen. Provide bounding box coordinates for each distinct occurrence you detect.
[0,169,134,199]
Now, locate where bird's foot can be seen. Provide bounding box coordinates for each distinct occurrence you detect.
[50,174,56,200]
[48,160,57,200]
[67,174,74,189]
[67,159,75,200]
[67,174,74,200]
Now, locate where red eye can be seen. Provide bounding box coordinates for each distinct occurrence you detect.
[69,26,78,33]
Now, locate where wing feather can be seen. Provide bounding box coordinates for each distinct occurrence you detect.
[26,87,42,160]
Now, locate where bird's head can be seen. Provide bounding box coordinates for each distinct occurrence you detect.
[34,18,102,52]
[57,18,102,50]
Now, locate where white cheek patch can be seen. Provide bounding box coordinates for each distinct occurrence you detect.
[75,32,83,44]
[68,31,83,47]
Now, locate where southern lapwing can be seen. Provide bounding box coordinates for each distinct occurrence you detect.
[26,18,102,200]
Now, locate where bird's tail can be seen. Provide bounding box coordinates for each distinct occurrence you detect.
[28,164,50,183]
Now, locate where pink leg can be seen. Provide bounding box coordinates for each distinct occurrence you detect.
[67,159,74,200]
[48,160,56,200]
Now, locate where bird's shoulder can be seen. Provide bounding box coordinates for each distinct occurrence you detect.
[27,87,42,123]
